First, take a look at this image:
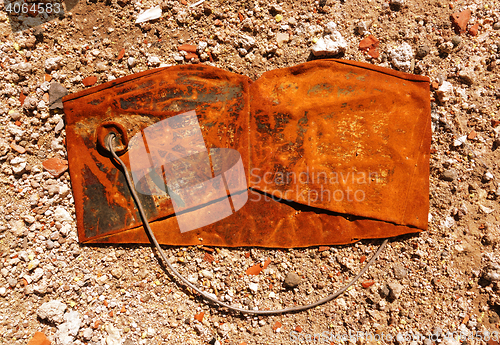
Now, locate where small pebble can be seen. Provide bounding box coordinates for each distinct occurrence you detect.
[284,272,301,288]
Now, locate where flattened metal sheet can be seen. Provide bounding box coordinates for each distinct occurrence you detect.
[63,59,431,247]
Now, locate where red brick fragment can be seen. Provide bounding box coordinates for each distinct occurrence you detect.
[178,44,197,53]
[359,35,380,59]
[20,93,26,106]
[468,23,479,36]
[203,252,214,263]
[245,264,262,276]
[467,130,477,140]
[244,252,250,258]
[272,321,282,331]
[318,246,329,252]
[117,48,125,60]
[194,312,204,322]
[44,74,52,82]
[82,76,98,87]
[10,142,26,154]
[367,48,380,59]
[185,52,198,60]
[360,255,367,263]
[491,120,500,128]
[214,19,222,26]
[202,246,214,252]
[295,325,303,332]
[42,157,68,177]
[362,279,375,288]
[27,332,51,345]
[42,92,49,103]
[450,9,472,34]
[359,35,379,50]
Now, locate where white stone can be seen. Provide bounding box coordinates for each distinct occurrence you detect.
[436,81,453,103]
[390,42,413,72]
[105,323,122,345]
[135,6,162,24]
[479,204,495,214]
[324,21,337,34]
[147,56,161,67]
[54,207,72,223]
[0,287,7,297]
[311,32,347,57]
[239,34,256,50]
[45,57,63,72]
[248,282,259,292]
[55,311,82,345]
[453,135,467,147]
[37,300,67,324]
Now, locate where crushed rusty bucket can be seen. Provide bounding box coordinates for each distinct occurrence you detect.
[63,59,431,248]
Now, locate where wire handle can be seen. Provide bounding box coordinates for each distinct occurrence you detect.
[106,133,388,315]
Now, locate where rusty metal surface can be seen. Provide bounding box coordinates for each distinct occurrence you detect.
[63,59,431,248]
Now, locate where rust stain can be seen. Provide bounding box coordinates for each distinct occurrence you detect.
[63,59,431,248]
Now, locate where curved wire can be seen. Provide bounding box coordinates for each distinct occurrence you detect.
[106,133,388,314]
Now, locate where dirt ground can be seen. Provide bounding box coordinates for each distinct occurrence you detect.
[0,0,500,344]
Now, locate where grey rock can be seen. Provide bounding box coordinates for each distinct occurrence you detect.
[416,44,430,59]
[390,0,404,11]
[238,48,248,56]
[458,68,474,85]
[393,263,408,279]
[284,272,301,288]
[441,169,457,182]
[123,338,135,345]
[451,35,462,47]
[379,284,390,298]
[48,83,68,110]
[37,300,67,324]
